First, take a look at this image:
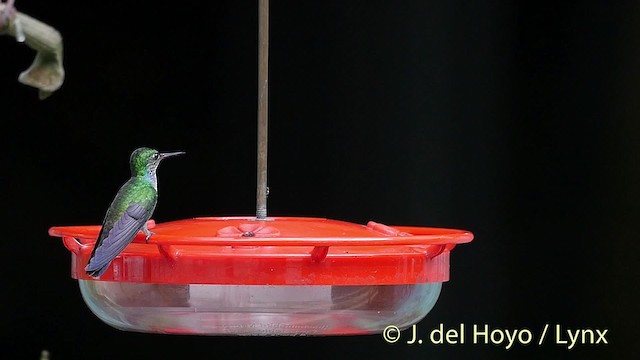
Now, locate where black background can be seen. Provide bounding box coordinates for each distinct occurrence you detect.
[1,1,637,359]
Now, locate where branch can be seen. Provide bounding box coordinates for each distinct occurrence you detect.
[1,3,64,99]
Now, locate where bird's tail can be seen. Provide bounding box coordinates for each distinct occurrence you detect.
[85,262,108,278]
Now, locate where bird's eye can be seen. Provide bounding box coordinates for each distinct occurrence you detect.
[152,153,160,160]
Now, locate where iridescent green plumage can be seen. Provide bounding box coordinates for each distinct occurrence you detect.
[85,147,184,277]
[98,178,157,240]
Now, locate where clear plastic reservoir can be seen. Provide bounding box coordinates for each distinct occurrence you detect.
[79,280,442,335]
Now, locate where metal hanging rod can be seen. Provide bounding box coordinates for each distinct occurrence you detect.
[256,0,269,220]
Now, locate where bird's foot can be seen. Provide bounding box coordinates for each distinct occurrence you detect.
[144,231,155,243]
[143,225,155,243]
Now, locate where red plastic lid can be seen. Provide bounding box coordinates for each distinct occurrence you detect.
[48,217,473,285]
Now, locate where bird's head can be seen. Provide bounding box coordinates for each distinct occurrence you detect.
[129,147,185,177]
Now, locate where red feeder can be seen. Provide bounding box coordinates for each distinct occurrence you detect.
[49,217,473,335]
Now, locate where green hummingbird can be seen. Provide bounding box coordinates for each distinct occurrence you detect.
[85,147,184,278]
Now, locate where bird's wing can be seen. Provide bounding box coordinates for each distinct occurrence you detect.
[85,202,151,276]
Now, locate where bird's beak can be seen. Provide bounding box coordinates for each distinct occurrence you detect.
[159,151,186,160]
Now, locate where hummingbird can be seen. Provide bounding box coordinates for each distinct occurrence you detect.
[85,147,184,278]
